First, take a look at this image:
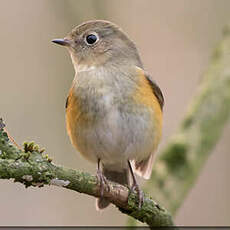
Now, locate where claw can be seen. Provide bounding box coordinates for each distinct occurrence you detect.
[128,160,144,209]
[96,159,109,198]
[131,182,144,209]
[96,169,108,197]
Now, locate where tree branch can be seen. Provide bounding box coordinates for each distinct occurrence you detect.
[143,26,230,216]
[0,119,173,227]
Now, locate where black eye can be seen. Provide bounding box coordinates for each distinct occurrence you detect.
[86,34,98,45]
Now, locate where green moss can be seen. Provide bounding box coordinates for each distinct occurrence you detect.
[161,141,188,174]
[182,116,193,129]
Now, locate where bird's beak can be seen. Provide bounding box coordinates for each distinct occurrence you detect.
[52,38,71,47]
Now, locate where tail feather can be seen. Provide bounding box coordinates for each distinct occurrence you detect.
[96,168,129,210]
[134,153,155,179]
[96,197,110,210]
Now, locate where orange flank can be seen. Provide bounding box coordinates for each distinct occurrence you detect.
[65,86,82,149]
[134,67,163,149]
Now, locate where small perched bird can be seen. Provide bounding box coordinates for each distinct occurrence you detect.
[52,20,164,209]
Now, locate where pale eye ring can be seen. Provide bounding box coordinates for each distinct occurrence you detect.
[85,32,99,45]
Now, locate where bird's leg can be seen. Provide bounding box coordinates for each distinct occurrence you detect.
[96,158,108,198]
[128,160,144,208]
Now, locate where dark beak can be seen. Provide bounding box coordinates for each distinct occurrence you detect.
[52,38,71,46]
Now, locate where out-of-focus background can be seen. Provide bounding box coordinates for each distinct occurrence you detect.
[0,0,230,226]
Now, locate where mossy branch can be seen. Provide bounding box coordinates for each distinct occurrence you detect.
[143,26,230,216]
[0,119,173,227]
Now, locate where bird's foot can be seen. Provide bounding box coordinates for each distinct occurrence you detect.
[130,182,144,209]
[96,169,109,198]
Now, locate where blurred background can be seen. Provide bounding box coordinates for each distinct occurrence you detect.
[0,0,230,226]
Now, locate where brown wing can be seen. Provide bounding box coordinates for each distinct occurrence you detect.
[65,96,69,109]
[145,74,164,110]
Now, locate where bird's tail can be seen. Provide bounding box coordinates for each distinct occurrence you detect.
[96,168,130,210]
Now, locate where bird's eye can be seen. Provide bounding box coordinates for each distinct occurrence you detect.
[85,33,98,45]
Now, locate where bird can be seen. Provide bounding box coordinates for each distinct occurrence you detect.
[52,20,164,210]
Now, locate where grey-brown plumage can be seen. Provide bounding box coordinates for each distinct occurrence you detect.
[52,20,164,210]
